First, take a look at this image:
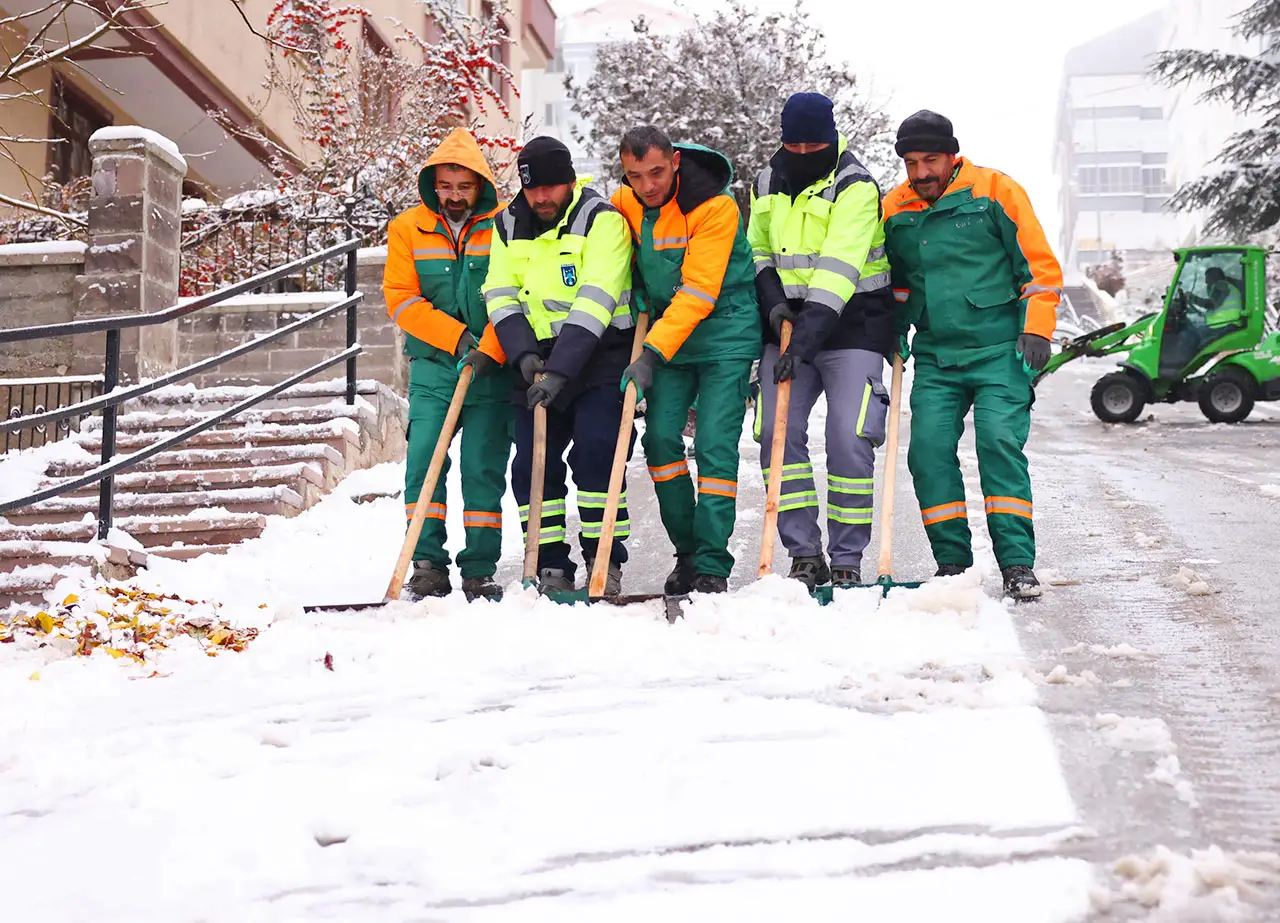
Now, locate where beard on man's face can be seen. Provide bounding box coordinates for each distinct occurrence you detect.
[910,175,945,201]
[443,199,471,221]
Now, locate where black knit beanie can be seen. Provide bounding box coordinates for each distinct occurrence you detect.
[518,136,576,188]
[781,92,838,145]
[894,110,959,156]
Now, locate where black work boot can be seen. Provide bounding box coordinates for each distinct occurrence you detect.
[1002,566,1042,601]
[664,554,695,595]
[407,561,451,599]
[934,564,968,577]
[583,558,623,596]
[690,574,728,594]
[537,567,574,592]
[462,575,503,602]
[788,555,830,590]
[830,566,861,588]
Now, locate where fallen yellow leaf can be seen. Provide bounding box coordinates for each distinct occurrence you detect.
[35,612,55,634]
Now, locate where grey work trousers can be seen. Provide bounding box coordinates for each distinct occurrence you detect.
[757,345,888,568]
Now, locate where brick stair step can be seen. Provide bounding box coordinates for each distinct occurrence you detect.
[146,543,232,561]
[78,403,376,435]
[0,512,267,549]
[46,444,346,483]
[0,539,101,575]
[44,462,325,498]
[132,379,380,413]
[72,420,361,454]
[3,486,304,526]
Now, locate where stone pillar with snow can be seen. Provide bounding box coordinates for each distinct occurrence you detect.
[72,127,187,383]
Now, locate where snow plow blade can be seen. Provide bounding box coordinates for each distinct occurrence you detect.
[537,589,687,622]
[810,575,924,604]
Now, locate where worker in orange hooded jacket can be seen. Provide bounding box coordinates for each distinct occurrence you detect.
[383,128,514,602]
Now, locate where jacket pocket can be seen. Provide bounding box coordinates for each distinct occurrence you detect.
[965,284,1018,310]
[855,376,890,447]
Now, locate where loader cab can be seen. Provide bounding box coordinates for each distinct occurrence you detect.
[1158,247,1257,377]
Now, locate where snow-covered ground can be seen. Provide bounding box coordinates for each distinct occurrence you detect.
[6,365,1280,919]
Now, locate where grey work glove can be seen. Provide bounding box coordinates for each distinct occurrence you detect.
[517,352,545,386]
[453,329,477,360]
[457,349,499,378]
[768,303,798,338]
[620,349,658,400]
[1016,333,1052,373]
[526,371,568,408]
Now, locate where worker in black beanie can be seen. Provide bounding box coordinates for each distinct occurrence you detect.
[483,136,637,595]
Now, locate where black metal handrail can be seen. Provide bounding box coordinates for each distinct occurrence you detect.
[0,225,366,540]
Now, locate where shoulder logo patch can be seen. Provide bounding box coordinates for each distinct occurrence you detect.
[561,264,578,287]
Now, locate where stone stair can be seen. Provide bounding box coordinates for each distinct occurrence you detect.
[0,379,406,612]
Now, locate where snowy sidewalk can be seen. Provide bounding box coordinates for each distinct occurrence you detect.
[0,465,1095,920]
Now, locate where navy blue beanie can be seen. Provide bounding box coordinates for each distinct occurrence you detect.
[781,93,837,145]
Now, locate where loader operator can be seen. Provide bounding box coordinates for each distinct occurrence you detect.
[882,110,1062,602]
[611,125,761,596]
[1195,267,1246,330]
[748,92,896,591]
[383,127,512,603]
[482,137,636,596]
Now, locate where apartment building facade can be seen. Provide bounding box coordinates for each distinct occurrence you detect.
[0,0,555,203]
[1053,11,1175,282]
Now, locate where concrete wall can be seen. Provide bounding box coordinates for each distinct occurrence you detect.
[0,242,85,377]
[175,247,406,396]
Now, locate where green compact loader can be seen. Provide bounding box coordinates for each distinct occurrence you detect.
[1038,245,1280,424]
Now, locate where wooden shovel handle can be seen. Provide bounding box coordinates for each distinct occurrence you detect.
[385,365,473,600]
[588,312,651,598]
[876,353,905,580]
[758,320,792,578]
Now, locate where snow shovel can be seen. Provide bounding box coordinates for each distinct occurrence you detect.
[811,352,922,603]
[304,365,474,612]
[528,317,684,622]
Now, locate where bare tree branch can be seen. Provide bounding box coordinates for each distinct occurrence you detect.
[0,190,85,225]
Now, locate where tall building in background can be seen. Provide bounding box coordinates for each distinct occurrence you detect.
[1160,0,1259,245]
[1053,11,1174,283]
[521,0,693,183]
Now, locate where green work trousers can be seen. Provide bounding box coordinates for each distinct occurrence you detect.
[642,359,751,577]
[405,386,512,579]
[907,348,1036,569]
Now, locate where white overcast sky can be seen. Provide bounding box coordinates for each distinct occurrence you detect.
[551,0,1168,256]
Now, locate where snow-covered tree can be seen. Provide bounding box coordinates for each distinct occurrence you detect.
[566,1,893,208]
[221,0,521,223]
[1150,0,1280,237]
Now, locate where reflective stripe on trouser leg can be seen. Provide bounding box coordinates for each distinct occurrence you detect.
[814,348,882,566]
[512,403,574,574]
[566,383,634,566]
[642,364,698,558]
[455,401,512,579]
[405,395,455,570]
[971,351,1036,568]
[689,359,751,577]
[907,358,974,567]
[758,344,825,560]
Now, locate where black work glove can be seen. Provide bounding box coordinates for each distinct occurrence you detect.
[773,351,805,384]
[517,352,545,386]
[1016,333,1052,373]
[526,372,568,408]
[457,348,499,378]
[767,303,798,338]
[620,349,658,399]
[453,329,478,360]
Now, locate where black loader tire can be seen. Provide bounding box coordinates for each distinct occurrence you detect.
[1198,366,1256,424]
[1090,372,1147,424]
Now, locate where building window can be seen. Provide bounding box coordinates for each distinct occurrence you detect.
[548,47,564,74]
[1143,167,1170,196]
[544,103,556,126]
[481,2,510,104]
[1077,165,1142,195]
[48,74,112,184]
